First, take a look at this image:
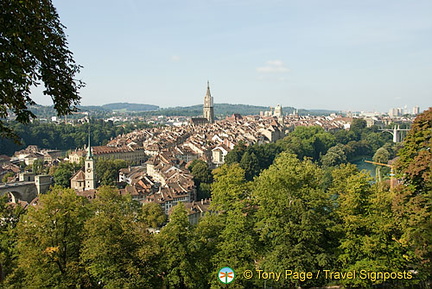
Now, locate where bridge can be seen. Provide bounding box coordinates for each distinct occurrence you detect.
[0,175,52,203]
[380,125,410,143]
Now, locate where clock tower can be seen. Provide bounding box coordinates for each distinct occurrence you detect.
[203,81,215,123]
[84,134,96,190]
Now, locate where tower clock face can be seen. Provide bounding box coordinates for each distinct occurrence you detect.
[87,168,92,173]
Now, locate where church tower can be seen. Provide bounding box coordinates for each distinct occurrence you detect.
[84,134,96,190]
[203,81,215,123]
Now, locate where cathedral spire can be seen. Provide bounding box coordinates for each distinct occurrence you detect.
[203,81,214,123]
[206,80,211,97]
[86,129,93,160]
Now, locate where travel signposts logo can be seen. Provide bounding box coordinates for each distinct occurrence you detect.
[218,267,235,284]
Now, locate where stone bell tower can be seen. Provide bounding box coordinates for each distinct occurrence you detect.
[203,81,214,123]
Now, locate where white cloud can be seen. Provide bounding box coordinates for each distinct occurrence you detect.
[257,60,289,73]
[266,60,284,66]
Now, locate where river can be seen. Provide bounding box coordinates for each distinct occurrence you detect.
[352,158,376,178]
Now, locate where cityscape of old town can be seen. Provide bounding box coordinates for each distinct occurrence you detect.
[1,0,431,289]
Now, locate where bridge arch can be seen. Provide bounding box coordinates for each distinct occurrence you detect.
[3,191,21,204]
[0,183,38,203]
[380,126,410,143]
[0,175,52,203]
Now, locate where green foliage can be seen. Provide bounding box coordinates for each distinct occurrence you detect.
[8,187,91,288]
[224,141,247,165]
[344,140,373,161]
[392,184,432,282]
[277,126,336,161]
[190,160,213,184]
[0,0,83,141]
[394,108,432,279]
[197,165,258,289]
[373,147,390,164]
[157,202,194,289]
[1,172,15,183]
[350,118,367,138]
[329,164,413,288]
[140,202,167,228]
[210,163,249,212]
[0,195,25,286]
[321,144,348,167]
[333,129,357,145]
[31,159,45,175]
[364,132,389,152]
[188,214,223,289]
[210,207,259,289]
[208,162,258,287]
[373,147,391,181]
[52,161,81,188]
[224,142,282,181]
[95,158,129,186]
[239,151,260,181]
[246,142,282,170]
[396,107,432,192]
[253,153,335,288]
[189,159,213,200]
[81,186,159,288]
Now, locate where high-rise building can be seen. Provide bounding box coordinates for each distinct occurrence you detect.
[389,108,400,118]
[203,81,215,123]
[413,106,420,115]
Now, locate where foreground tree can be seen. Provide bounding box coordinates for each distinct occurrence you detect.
[189,214,224,289]
[253,153,335,288]
[7,187,91,288]
[0,195,25,284]
[81,186,159,288]
[394,108,432,281]
[1,0,84,141]
[396,107,432,193]
[140,202,167,229]
[209,163,258,288]
[157,202,194,289]
[239,151,260,181]
[210,206,259,289]
[210,163,249,212]
[330,164,411,288]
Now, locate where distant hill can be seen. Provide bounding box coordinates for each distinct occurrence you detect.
[298,108,340,116]
[215,103,294,116]
[28,103,339,119]
[135,103,296,117]
[101,103,159,112]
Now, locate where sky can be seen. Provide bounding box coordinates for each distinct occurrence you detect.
[32,0,432,112]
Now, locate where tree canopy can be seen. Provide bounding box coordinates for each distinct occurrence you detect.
[394,107,432,278]
[1,0,83,141]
